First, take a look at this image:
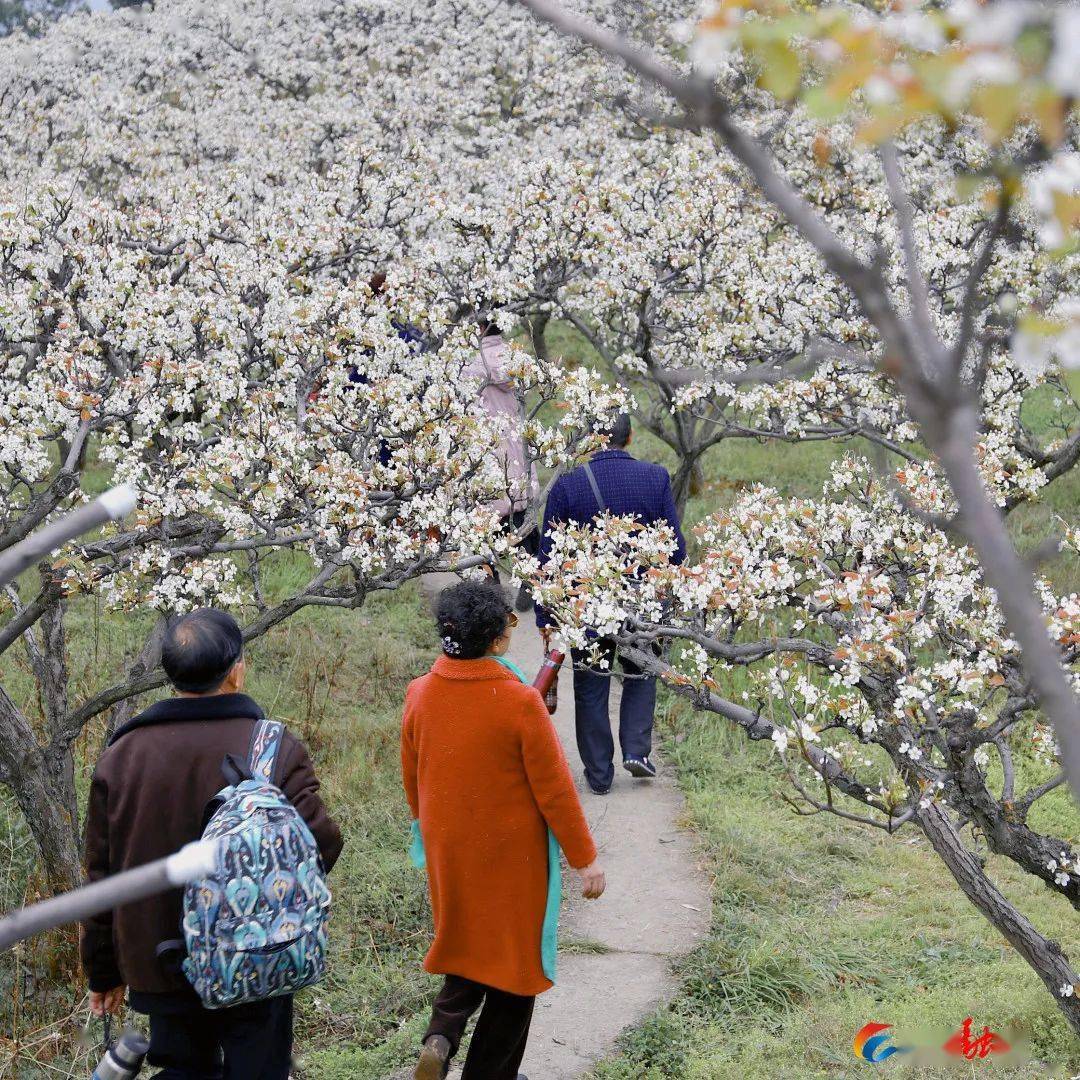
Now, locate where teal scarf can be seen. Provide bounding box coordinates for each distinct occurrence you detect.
[408,653,562,983]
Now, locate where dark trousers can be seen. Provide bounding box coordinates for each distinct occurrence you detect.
[572,641,656,792]
[424,974,535,1080]
[133,993,293,1080]
[507,510,540,558]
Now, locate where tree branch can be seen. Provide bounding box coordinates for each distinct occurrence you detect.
[56,559,346,744]
[0,587,53,658]
[881,143,938,373]
[951,190,1010,373]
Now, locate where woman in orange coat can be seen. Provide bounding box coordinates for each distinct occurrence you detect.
[402,579,605,1080]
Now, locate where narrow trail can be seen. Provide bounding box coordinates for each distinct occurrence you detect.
[405,575,712,1079]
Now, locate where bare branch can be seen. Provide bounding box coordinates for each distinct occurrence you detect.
[56,558,345,744]
[0,587,53,658]
[951,190,1010,373]
[1016,771,1067,820]
[881,143,938,371]
[653,354,818,388]
[919,799,1080,1030]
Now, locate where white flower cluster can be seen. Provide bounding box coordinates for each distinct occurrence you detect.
[1046,851,1080,889]
[528,453,1079,823]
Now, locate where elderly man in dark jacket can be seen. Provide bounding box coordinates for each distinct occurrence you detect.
[81,608,343,1080]
[537,415,686,795]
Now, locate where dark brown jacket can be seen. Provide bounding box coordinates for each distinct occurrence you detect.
[80,693,344,994]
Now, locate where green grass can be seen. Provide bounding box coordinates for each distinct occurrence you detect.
[589,703,1080,1079]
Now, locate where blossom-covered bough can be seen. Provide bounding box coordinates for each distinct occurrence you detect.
[0,169,621,891]
[488,82,1079,513]
[514,0,1080,797]
[527,453,1080,1029]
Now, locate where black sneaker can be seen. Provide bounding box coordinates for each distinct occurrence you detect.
[415,1034,451,1080]
[585,771,611,795]
[623,756,657,779]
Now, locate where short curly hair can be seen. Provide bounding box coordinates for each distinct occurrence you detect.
[436,579,512,660]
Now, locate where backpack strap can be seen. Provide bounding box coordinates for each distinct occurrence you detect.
[582,461,606,514]
[247,717,285,785]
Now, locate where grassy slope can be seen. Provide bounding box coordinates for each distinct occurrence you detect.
[591,703,1080,1079]
[576,347,1080,1076]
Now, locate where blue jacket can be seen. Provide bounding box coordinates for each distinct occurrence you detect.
[536,449,686,628]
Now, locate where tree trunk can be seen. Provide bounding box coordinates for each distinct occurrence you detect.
[8,745,81,895]
[688,460,705,500]
[670,455,701,518]
[919,801,1080,1037]
[0,685,81,895]
[529,311,551,363]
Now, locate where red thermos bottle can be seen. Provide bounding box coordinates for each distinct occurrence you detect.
[533,650,565,715]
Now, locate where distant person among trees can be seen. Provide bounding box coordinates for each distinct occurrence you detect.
[402,580,605,1080]
[464,309,540,610]
[363,270,427,353]
[340,270,427,467]
[537,414,686,794]
[81,608,343,1080]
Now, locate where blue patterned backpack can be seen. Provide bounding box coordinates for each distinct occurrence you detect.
[180,718,332,1009]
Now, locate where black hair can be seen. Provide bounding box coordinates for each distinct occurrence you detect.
[436,580,512,660]
[475,297,503,338]
[601,413,632,449]
[161,608,244,693]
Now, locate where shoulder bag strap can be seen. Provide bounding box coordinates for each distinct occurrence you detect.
[247,717,285,785]
[582,461,606,514]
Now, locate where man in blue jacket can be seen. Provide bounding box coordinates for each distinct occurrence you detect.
[537,415,686,795]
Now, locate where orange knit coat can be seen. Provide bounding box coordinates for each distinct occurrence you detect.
[401,655,597,996]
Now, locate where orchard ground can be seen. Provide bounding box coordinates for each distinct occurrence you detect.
[1,326,1078,1077]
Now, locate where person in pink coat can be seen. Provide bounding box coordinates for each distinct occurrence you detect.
[465,314,541,607]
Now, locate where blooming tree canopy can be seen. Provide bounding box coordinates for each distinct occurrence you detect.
[0,2,1077,1046]
[0,0,640,889]
[518,0,1080,875]
[503,0,1080,1031]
